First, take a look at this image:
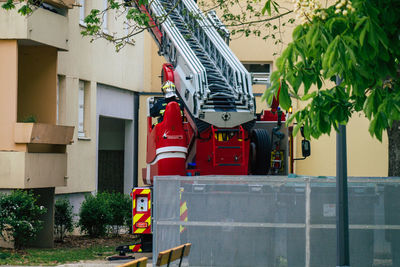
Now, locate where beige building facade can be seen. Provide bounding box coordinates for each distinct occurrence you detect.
[0,0,153,246]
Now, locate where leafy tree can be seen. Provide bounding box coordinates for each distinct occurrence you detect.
[76,0,292,50]
[0,190,46,249]
[263,0,400,175]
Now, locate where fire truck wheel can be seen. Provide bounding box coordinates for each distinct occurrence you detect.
[250,128,272,175]
[249,142,257,173]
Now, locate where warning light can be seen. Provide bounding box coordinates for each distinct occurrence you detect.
[288,106,293,114]
[136,222,148,228]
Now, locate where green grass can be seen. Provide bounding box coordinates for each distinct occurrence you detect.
[0,245,116,266]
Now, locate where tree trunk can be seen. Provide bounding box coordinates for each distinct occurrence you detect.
[388,120,400,176]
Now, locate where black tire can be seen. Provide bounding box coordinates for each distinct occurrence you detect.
[250,128,272,175]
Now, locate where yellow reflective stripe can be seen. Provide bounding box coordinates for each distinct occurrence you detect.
[134,213,144,224]
[180,202,187,215]
[135,228,146,234]
[146,216,151,226]
[142,189,151,194]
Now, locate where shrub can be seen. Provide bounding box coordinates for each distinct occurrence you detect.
[0,190,46,249]
[104,192,131,235]
[54,198,74,242]
[78,193,111,237]
[77,192,132,237]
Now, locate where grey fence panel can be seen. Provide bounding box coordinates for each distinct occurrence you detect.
[153,176,400,267]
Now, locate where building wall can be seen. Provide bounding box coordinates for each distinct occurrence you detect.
[0,40,25,152]
[56,1,149,194]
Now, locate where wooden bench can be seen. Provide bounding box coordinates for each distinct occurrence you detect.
[156,243,192,267]
[117,256,148,267]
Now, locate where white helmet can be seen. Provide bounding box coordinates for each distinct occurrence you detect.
[162,81,177,99]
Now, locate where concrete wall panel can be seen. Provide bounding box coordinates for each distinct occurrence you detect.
[97,84,134,120]
[0,40,25,151]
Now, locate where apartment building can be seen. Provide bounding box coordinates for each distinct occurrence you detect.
[0,0,155,247]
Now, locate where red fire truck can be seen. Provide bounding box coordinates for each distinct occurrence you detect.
[116,0,310,255]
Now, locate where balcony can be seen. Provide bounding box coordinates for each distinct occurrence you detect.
[0,39,74,189]
[15,123,74,147]
[0,151,68,189]
[0,1,72,50]
[43,0,75,9]
[0,123,74,189]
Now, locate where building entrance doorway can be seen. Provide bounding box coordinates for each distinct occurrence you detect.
[98,116,125,193]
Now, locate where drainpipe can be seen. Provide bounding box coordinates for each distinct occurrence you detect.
[134,92,163,187]
[133,92,139,187]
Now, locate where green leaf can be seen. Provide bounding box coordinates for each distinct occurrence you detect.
[301,91,317,101]
[292,25,304,40]
[306,24,317,45]
[359,22,368,46]
[292,72,303,94]
[279,81,291,110]
[1,0,15,10]
[354,17,367,32]
[270,70,281,82]
[393,104,400,120]
[317,111,330,133]
[272,1,280,13]
[292,123,302,137]
[17,5,32,15]
[342,41,357,66]
[372,21,389,49]
[262,0,272,16]
[322,35,339,70]
[316,77,323,89]
[368,25,378,52]
[286,111,298,125]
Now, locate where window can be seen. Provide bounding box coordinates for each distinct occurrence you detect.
[79,0,86,26]
[78,80,90,138]
[243,63,271,75]
[243,63,271,84]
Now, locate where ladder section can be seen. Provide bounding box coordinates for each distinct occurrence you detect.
[143,0,255,128]
[181,0,255,112]
[159,0,238,111]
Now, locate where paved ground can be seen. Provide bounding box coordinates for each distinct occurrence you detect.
[5,253,153,267]
[54,259,153,267]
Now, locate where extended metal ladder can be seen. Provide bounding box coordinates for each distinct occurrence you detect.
[140,0,255,130]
